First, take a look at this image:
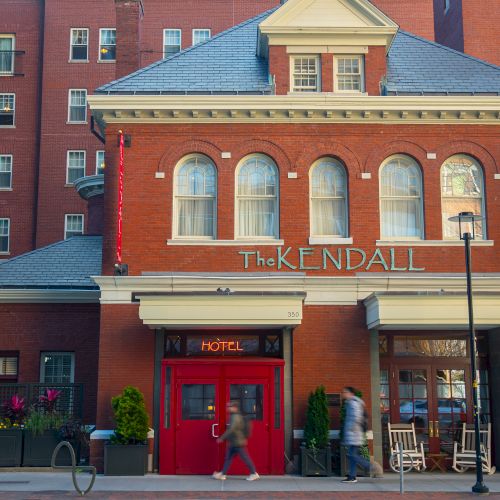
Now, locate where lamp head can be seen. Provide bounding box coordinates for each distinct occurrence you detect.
[448,211,483,240]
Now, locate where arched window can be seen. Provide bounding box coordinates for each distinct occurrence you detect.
[310,158,348,237]
[174,154,216,238]
[236,154,278,238]
[379,155,423,239]
[441,155,485,240]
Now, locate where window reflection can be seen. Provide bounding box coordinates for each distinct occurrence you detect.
[394,337,467,357]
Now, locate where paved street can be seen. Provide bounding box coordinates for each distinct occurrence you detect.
[1,472,500,498]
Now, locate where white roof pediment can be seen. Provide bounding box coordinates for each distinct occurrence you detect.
[260,0,398,30]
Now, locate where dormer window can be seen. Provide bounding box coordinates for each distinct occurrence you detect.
[334,55,364,93]
[290,56,320,92]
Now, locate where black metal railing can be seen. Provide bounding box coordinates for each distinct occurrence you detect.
[0,383,84,419]
[0,50,26,76]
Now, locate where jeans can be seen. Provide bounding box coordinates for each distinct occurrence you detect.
[347,445,371,479]
[222,446,256,474]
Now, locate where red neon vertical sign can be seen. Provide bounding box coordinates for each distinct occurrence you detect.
[116,131,125,265]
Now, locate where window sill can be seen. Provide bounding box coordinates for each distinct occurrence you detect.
[167,239,285,246]
[0,125,15,128]
[376,239,494,247]
[66,121,88,125]
[0,73,14,77]
[0,252,10,256]
[0,188,12,191]
[97,59,116,63]
[68,60,89,63]
[308,237,353,245]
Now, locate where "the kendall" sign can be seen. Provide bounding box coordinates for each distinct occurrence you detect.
[238,247,424,272]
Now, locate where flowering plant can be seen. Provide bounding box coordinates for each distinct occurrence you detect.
[0,418,22,430]
[38,389,62,413]
[2,394,26,426]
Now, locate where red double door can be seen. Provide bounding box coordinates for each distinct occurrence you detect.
[159,358,284,475]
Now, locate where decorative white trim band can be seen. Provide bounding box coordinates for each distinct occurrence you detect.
[167,239,285,246]
[376,240,494,247]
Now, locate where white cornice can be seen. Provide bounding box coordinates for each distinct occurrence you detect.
[0,289,99,303]
[88,95,500,125]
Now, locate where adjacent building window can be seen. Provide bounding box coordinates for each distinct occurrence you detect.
[68,89,87,123]
[310,158,348,237]
[192,29,210,45]
[0,155,12,189]
[40,352,75,383]
[66,150,86,184]
[64,214,84,239]
[0,218,10,252]
[163,29,181,58]
[0,35,15,74]
[334,55,364,92]
[174,154,216,238]
[99,28,116,61]
[96,150,105,175]
[70,28,88,61]
[291,56,320,92]
[0,93,15,126]
[441,155,485,240]
[0,354,18,381]
[236,154,279,238]
[379,155,423,239]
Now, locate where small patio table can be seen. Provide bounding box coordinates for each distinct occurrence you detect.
[427,452,448,472]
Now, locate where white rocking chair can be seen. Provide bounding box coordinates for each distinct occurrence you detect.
[388,422,426,471]
[452,423,496,475]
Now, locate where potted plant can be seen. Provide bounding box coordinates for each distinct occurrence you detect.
[339,389,370,477]
[23,389,71,466]
[104,386,150,476]
[301,385,332,476]
[0,395,25,466]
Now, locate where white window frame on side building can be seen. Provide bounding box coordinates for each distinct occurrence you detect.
[0,154,12,189]
[99,28,116,61]
[96,150,105,175]
[66,150,86,184]
[334,55,364,93]
[67,89,87,123]
[40,352,75,384]
[163,29,181,58]
[69,28,89,62]
[290,55,320,92]
[0,93,15,126]
[64,214,84,239]
[192,29,210,45]
[0,218,10,253]
[0,34,15,75]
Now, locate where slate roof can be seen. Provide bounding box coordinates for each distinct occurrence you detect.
[96,9,500,97]
[386,30,500,95]
[0,236,102,289]
[96,8,277,95]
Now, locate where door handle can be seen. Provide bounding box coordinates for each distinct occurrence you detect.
[434,421,440,438]
[211,423,219,438]
[428,420,434,438]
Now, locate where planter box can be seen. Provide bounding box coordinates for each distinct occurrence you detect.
[104,443,148,476]
[0,429,23,466]
[340,446,370,477]
[300,445,332,476]
[23,430,76,467]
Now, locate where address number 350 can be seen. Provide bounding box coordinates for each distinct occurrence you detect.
[287,311,300,318]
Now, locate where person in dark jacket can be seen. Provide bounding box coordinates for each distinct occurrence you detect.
[341,386,383,483]
[213,400,260,481]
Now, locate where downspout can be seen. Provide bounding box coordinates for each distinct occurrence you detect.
[32,0,45,250]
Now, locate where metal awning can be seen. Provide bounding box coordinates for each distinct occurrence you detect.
[364,292,500,330]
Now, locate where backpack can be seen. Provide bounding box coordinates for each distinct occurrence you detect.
[242,415,252,438]
[361,407,369,433]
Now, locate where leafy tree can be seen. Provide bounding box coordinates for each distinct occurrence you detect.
[110,386,149,445]
[304,386,330,450]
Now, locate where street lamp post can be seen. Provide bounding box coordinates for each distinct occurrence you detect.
[448,211,488,494]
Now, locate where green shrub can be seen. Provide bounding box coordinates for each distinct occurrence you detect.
[303,386,330,450]
[110,386,149,445]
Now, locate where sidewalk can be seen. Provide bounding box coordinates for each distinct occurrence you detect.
[0,471,499,498]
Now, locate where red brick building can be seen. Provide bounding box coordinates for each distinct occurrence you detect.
[1,0,500,477]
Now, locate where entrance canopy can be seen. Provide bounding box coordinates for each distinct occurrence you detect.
[364,292,500,330]
[135,291,305,329]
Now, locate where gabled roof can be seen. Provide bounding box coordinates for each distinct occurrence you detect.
[0,236,102,289]
[96,9,277,96]
[386,31,500,95]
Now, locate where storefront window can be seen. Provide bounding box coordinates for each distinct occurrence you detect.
[379,335,388,355]
[379,369,390,414]
[164,366,171,428]
[394,337,467,357]
[478,369,491,423]
[230,384,263,420]
[181,384,215,420]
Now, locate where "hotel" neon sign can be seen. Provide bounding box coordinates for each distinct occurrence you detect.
[201,340,244,353]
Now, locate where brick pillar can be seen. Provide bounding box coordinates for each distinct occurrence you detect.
[115,0,144,79]
[88,193,104,235]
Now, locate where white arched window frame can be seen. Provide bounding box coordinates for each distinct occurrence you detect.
[235,154,279,239]
[440,155,485,240]
[173,154,217,239]
[309,158,348,238]
[379,155,424,239]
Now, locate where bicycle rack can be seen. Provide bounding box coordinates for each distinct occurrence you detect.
[389,442,414,495]
[51,441,96,496]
